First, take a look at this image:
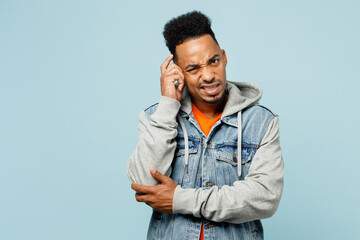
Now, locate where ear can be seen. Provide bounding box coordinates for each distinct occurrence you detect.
[221,49,228,67]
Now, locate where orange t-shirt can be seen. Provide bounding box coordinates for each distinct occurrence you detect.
[192,104,222,240]
[192,104,222,136]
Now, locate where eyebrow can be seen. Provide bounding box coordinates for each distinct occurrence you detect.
[185,54,221,70]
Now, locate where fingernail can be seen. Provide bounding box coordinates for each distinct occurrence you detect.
[150,167,156,174]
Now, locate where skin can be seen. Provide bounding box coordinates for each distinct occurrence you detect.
[131,34,228,213]
[131,168,177,214]
[175,34,228,118]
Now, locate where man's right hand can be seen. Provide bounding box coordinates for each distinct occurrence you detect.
[160,55,185,102]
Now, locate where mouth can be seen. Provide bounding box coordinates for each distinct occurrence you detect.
[200,83,220,95]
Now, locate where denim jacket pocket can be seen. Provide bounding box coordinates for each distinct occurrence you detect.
[215,142,239,165]
[172,138,199,186]
[216,154,238,166]
[241,154,252,164]
[215,143,238,186]
[175,144,198,156]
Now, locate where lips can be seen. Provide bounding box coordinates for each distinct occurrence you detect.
[200,84,220,95]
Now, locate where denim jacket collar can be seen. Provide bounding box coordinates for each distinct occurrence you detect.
[180,81,262,120]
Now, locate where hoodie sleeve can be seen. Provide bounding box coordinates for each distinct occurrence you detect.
[172,116,284,224]
[127,96,181,186]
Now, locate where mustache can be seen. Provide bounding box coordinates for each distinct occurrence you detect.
[198,79,220,88]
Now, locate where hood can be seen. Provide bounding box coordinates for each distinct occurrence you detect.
[180,81,263,118]
[177,81,262,179]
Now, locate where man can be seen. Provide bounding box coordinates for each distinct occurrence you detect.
[127,11,284,240]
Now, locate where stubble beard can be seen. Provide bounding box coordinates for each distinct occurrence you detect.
[187,80,228,106]
[200,80,228,105]
[202,87,227,104]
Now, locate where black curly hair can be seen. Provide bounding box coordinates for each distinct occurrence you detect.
[163,11,219,59]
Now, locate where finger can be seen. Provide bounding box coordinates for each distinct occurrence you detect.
[164,67,182,77]
[165,63,184,75]
[162,75,180,87]
[131,182,153,194]
[172,67,185,80]
[163,67,185,84]
[171,65,185,84]
[177,77,185,92]
[150,168,169,184]
[170,69,185,91]
[163,74,184,87]
[176,70,185,86]
[135,193,150,203]
[160,54,174,74]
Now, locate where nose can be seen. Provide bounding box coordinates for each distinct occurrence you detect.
[200,66,215,82]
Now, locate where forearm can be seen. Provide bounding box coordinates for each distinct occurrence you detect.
[173,117,284,223]
[127,96,181,186]
[173,173,283,224]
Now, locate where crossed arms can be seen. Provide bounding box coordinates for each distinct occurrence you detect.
[127,96,284,224]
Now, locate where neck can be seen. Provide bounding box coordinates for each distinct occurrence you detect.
[192,94,228,119]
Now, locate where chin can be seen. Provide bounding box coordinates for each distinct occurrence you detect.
[203,91,226,104]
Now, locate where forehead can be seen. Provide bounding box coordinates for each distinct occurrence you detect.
[175,34,221,66]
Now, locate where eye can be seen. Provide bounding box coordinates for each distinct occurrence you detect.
[187,67,200,74]
[210,58,220,65]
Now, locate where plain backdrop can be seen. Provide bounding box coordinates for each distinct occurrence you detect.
[1,0,359,239]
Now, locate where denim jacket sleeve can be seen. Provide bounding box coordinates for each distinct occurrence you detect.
[172,116,284,224]
[127,96,181,186]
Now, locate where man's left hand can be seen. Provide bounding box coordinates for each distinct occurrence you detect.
[131,168,177,214]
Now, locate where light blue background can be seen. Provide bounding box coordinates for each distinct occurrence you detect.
[1,0,359,239]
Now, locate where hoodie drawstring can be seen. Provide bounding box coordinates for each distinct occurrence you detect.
[177,115,189,173]
[237,111,242,180]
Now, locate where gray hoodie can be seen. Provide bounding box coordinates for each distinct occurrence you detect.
[127,81,284,224]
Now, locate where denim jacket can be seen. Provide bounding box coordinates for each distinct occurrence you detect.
[127,82,284,240]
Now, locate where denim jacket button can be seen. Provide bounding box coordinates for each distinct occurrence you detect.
[207,223,217,228]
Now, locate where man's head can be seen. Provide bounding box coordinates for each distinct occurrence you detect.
[163,11,227,109]
[163,11,219,60]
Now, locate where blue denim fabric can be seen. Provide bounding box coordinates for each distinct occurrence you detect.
[145,104,275,240]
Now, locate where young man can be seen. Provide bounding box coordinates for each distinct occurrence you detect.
[127,11,284,240]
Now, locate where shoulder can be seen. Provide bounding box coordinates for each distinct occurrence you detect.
[242,104,278,131]
[243,104,278,118]
[241,105,278,144]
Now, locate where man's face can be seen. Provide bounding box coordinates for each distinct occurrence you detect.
[175,34,227,107]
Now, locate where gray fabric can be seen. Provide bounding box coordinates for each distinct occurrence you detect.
[172,116,283,223]
[127,81,284,223]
